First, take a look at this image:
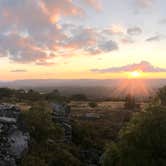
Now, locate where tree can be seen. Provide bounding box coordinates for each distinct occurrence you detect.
[0,88,14,99]
[124,94,137,109]
[26,89,41,101]
[45,89,62,102]
[101,143,120,166]
[14,89,26,102]
[158,86,166,105]
[22,102,63,142]
[102,105,166,166]
[21,102,81,166]
[88,102,98,108]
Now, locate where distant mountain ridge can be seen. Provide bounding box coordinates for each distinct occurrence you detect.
[0,79,166,88]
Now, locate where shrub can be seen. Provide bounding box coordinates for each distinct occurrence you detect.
[88,102,98,108]
[102,105,166,166]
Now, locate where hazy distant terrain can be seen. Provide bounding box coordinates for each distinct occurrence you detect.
[0,79,165,99]
[1,79,166,88]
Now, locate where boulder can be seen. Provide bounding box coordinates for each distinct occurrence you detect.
[0,104,29,166]
[52,103,72,143]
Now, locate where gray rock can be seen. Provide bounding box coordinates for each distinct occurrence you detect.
[52,103,72,143]
[0,103,29,166]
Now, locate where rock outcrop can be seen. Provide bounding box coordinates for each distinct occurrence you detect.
[0,104,29,166]
[52,103,72,143]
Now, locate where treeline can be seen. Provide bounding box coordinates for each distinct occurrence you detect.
[0,88,67,103]
[0,88,90,103]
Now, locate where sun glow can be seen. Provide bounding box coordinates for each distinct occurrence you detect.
[113,79,150,97]
[112,70,151,97]
[129,70,142,78]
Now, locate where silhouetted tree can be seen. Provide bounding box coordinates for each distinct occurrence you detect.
[88,102,98,108]
[45,89,62,102]
[26,89,41,101]
[0,88,14,99]
[158,86,166,105]
[124,94,137,109]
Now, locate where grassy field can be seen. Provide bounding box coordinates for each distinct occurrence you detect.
[69,101,141,119]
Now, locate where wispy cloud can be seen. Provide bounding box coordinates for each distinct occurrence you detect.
[91,61,166,73]
[146,35,165,42]
[10,69,27,73]
[121,36,134,44]
[127,27,142,36]
[102,24,125,36]
[159,18,166,24]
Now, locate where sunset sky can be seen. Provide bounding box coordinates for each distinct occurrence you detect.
[0,0,166,80]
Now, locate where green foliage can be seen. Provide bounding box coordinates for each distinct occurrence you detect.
[21,155,47,166]
[0,88,14,99]
[45,89,64,102]
[158,86,166,105]
[21,102,81,166]
[0,88,42,103]
[48,148,81,166]
[14,89,26,102]
[26,89,42,101]
[72,121,94,148]
[101,143,120,166]
[21,143,81,166]
[88,102,98,108]
[22,102,63,142]
[102,105,166,166]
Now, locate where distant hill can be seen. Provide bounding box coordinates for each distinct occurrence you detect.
[0,79,166,88]
[0,79,166,99]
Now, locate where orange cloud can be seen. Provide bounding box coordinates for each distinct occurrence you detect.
[0,0,117,66]
[84,0,102,11]
[91,61,166,73]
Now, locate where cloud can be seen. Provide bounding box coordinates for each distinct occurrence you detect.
[0,33,55,64]
[35,61,55,66]
[98,40,118,52]
[102,24,125,36]
[136,0,155,8]
[10,69,27,73]
[159,18,166,24]
[64,27,97,49]
[121,36,134,44]
[127,27,142,36]
[146,35,165,42]
[0,0,112,65]
[91,61,166,73]
[84,0,102,11]
[62,25,119,55]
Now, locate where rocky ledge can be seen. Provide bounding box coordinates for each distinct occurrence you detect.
[0,104,29,166]
[52,103,72,143]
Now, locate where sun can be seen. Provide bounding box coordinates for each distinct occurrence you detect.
[129,70,142,78]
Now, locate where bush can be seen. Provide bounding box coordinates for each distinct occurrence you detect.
[22,102,63,142]
[21,102,81,166]
[102,105,166,166]
[88,102,98,108]
[158,86,166,105]
[124,94,137,109]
